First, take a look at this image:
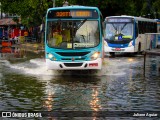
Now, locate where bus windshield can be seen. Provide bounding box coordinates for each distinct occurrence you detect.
[47,20,100,49]
[105,23,133,41]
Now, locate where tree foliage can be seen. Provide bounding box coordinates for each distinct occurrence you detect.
[1,0,160,28]
[1,0,52,27]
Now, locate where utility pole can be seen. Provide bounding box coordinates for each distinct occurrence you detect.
[146,0,151,18]
[52,0,55,7]
[0,2,2,19]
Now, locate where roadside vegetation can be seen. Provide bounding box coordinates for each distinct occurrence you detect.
[1,0,160,28]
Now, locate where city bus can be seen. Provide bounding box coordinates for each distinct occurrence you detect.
[45,6,104,70]
[104,15,157,56]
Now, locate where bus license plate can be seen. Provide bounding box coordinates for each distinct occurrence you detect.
[115,48,121,51]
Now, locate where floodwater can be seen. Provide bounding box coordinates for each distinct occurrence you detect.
[0,46,160,119]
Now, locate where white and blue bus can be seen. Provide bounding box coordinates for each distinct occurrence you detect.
[45,6,104,70]
[104,15,157,56]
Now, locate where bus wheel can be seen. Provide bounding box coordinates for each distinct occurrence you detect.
[109,52,115,57]
[157,45,159,48]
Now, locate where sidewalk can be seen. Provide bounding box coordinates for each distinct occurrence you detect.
[20,42,44,51]
[0,41,44,51]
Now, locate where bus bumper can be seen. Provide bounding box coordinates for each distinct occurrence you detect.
[46,58,102,70]
[105,46,135,52]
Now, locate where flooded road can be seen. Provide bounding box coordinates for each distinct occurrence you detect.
[0,46,160,119]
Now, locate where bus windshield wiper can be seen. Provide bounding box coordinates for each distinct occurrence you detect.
[120,23,127,33]
[77,19,87,30]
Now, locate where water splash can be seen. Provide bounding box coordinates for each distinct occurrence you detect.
[3,58,55,80]
[2,56,141,80]
[99,57,140,76]
[0,60,11,66]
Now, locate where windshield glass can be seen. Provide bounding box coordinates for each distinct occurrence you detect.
[47,20,100,49]
[105,23,133,41]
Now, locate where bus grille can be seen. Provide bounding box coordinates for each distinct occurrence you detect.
[107,39,132,44]
[56,52,89,56]
[61,58,85,60]
[64,63,83,67]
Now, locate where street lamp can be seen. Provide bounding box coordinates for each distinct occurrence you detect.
[63,0,69,7]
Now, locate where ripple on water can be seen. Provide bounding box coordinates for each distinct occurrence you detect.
[1,55,160,113]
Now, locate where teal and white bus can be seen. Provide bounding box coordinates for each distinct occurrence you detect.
[104,15,157,56]
[45,6,104,70]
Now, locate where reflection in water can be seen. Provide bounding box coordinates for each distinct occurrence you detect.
[0,46,27,62]
[43,91,54,111]
[41,76,102,119]
[0,74,45,111]
[0,50,160,119]
[89,87,102,119]
[90,87,101,111]
[128,67,134,92]
[41,76,102,111]
[128,58,134,62]
[43,82,55,112]
[105,55,160,112]
[148,56,160,76]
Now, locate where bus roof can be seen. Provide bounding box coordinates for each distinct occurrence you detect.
[46,6,102,19]
[156,19,160,22]
[105,15,157,22]
[47,6,99,11]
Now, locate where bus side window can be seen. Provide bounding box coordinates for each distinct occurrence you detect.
[135,23,138,38]
[138,21,142,34]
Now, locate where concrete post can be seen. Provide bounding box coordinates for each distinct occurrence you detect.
[52,0,55,7]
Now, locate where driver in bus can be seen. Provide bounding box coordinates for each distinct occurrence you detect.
[51,24,62,47]
[53,31,62,47]
[61,29,70,42]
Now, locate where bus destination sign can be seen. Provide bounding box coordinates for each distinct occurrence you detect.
[56,11,91,17]
[107,18,133,22]
[48,10,98,18]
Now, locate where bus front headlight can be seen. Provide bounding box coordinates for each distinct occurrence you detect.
[128,41,133,47]
[91,52,100,60]
[47,53,56,60]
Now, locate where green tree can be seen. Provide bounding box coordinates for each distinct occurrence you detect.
[1,0,160,29]
[153,0,160,18]
[1,0,52,28]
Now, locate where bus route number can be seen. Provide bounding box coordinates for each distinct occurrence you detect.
[56,11,91,17]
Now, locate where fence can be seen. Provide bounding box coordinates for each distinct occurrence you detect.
[145,33,160,49]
